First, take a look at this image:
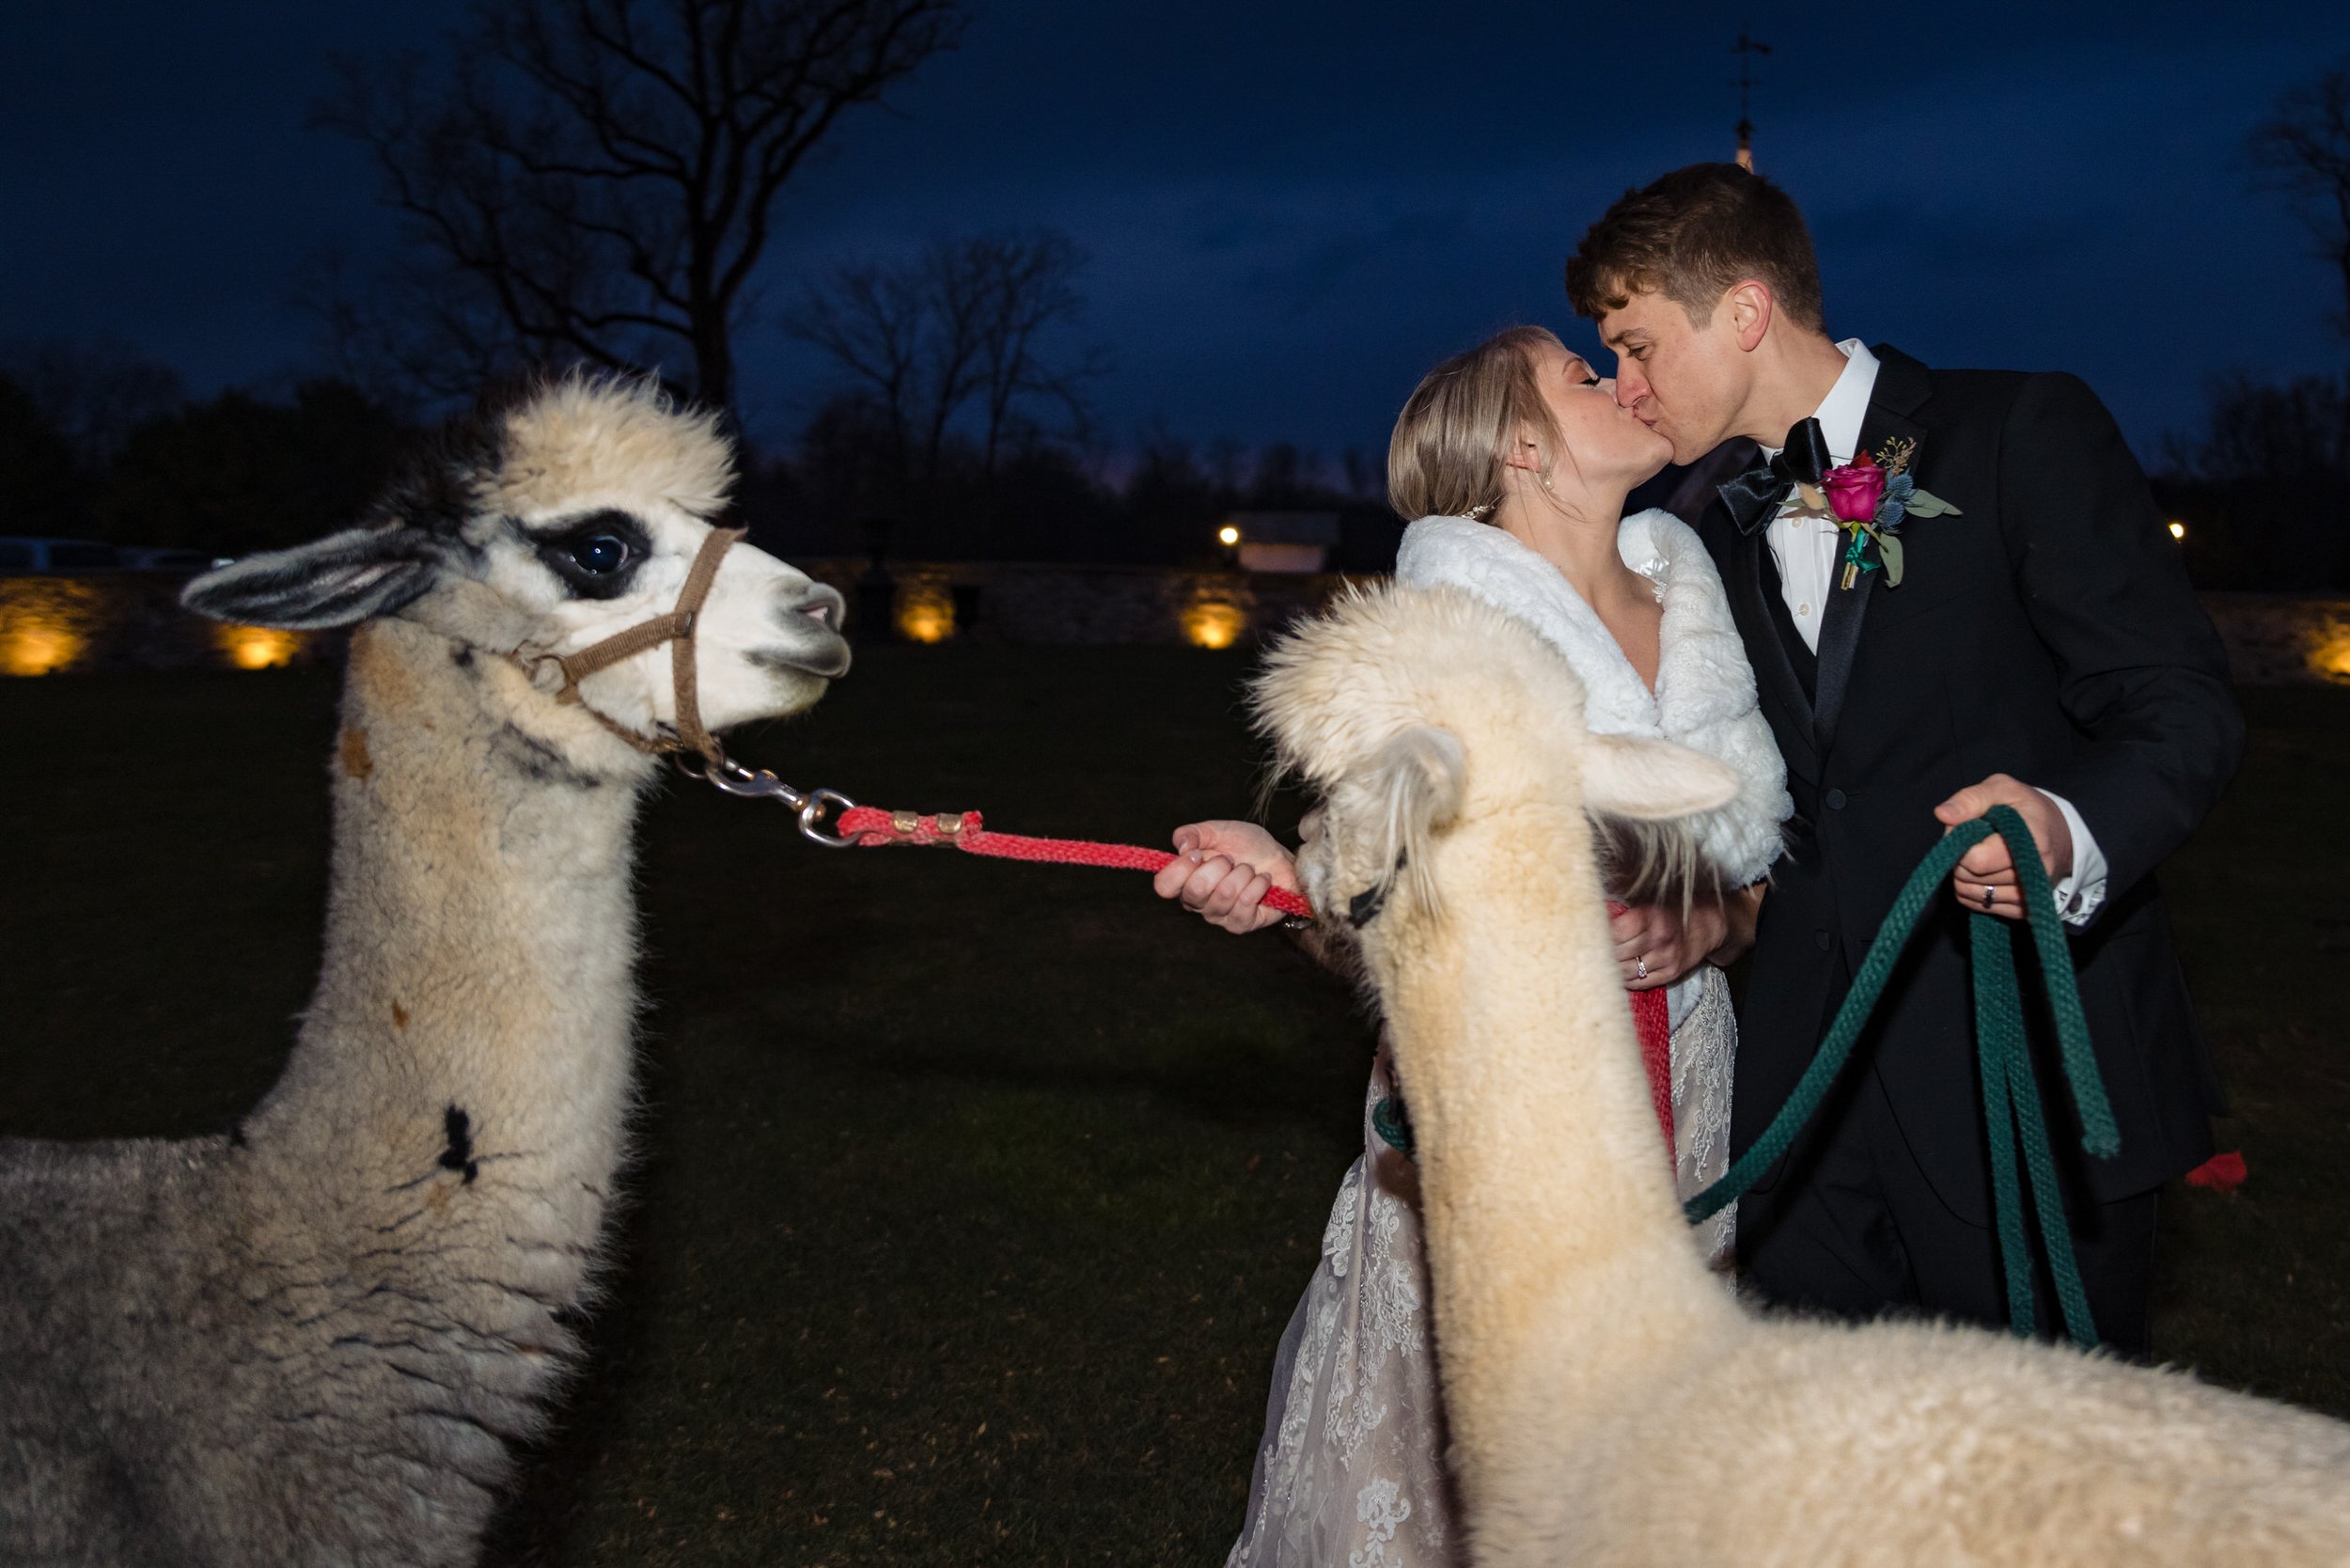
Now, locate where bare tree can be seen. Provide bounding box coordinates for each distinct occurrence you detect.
[315,0,964,418]
[787,229,1106,489]
[2165,371,2350,486]
[962,231,1108,472]
[2251,56,2350,336]
[785,261,928,480]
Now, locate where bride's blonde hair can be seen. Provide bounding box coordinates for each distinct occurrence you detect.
[1386,325,1567,522]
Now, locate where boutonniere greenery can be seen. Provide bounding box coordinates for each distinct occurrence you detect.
[1812,437,1960,589]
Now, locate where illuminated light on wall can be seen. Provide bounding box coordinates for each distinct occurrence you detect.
[2,625,84,676]
[2169,521,2186,541]
[1182,598,1247,651]
[1216,525,1241,546]
[217,624,306,670]
[0,578,105,675]
[2312,631,2350,683]
[895,581,955,644]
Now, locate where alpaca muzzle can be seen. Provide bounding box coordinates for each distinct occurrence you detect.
[758,582,852,678]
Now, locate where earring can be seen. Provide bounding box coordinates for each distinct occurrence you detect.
[1541,474,1556,493]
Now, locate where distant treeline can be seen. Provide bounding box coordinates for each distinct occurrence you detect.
[1,355,406,560]
[2151,371,2350,594]
[1,341,2340,589]
[0,341,1400,571]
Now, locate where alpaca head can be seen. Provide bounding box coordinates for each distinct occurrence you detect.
[180,373,848,762]
[1254,583,1737,936]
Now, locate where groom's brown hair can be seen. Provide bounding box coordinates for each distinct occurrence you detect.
[1566,163,1825,332]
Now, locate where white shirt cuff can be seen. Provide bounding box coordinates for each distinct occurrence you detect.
[2040,789,2107,927]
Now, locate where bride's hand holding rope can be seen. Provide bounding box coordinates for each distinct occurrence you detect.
[1612,885,1763,989]
[1152,820,1307,934]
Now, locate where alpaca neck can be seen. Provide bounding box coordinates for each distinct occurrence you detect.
[245,619,650,1274]
[1371,808,1743,1484]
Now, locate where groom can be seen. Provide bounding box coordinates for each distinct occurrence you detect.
[1566,164,2241,1356]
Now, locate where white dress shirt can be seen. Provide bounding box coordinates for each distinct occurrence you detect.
[1762,340,2107,925]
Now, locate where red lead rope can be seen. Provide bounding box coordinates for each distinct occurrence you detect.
[834,803,1678,1153]
[1628,984,1673,1151]
[835,804,1319,917]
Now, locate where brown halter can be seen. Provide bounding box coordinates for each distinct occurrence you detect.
[513,525,744,766]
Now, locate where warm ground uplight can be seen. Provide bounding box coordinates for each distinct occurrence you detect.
[1182,598,1246,650]
[0,579,104,675]
[216,625,307,670]
[1216,525,1241,546]
[2170,521,2187,541]
[894,582,955,644]
[2,627,84,677]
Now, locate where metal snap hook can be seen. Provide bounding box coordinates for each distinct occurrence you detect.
[710,757,807,808]
[673,751,856,848]
[798,788,859,847]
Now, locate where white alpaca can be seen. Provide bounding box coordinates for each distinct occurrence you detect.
[0,375,850,1567]
[1252,581,2350,1568]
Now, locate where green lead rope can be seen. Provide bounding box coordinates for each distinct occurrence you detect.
[1684,804,2119,1349]
[1371,808,2120,1347]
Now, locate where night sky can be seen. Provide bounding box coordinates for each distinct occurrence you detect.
[7,0,2348,466]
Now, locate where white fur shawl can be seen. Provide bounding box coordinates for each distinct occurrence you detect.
[1394,510,1790,886]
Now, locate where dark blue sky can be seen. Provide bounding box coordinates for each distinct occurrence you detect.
[6,0,2348,465]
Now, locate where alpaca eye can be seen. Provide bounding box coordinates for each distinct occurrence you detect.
[571,534,632,575]
[529,510,650,597]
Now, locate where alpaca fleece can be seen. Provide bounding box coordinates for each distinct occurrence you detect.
[1,374,848,1567]
[0,623,643,1564]
[1254,581,2350,1568]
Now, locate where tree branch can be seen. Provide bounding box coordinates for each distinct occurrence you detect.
[319,0,964,416]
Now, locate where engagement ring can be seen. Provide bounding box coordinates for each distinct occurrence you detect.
[1635,956,1649,980]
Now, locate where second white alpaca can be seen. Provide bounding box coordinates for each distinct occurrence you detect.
[1253,581,2350,1568]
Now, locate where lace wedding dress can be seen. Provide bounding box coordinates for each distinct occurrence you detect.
[1223,974,1737,1568]
[1222,510,1784,1568]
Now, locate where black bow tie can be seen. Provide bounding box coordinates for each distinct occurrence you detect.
[1718,417,1833,535]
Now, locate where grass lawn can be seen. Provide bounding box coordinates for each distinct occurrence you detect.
[3,651,2345,1566]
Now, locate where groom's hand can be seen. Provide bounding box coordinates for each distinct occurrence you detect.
[1933,774,2074,923]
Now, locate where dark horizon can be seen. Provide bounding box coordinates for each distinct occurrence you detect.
[6,0,2348,469]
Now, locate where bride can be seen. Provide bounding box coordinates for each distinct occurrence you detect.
[1155,325,1790,1567]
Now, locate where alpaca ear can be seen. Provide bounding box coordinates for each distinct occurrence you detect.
[181,525,440,631]
[1582,732,1737,821]
[1364,724,1466,923]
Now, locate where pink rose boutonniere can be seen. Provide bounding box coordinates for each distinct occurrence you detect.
[1824,460,1887,523]
[1820,438,1960,589]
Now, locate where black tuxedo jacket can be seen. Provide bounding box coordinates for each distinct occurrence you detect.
[1691,346,2243,1222]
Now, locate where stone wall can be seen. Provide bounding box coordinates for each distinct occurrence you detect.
[0,573,333,676]
[6,568,2346,686]
[2197,593,2350,687]
[791,559,1359,650]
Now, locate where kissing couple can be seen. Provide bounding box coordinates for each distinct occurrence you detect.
[1156,162,2243,1568]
